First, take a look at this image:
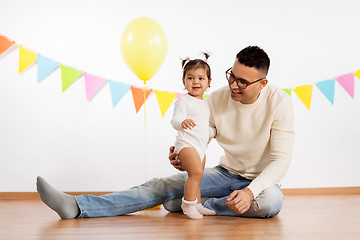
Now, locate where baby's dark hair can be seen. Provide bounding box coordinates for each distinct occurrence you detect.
[182,52,211,80]
[236,46,270,76]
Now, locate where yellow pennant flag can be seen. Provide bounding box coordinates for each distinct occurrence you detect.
[293,85,313,110]
[19,45,37,73]
[155,90,177,117]
[354,69,360,80]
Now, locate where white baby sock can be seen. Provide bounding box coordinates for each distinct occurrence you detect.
[196,203,216,215]
[181,197,203,219]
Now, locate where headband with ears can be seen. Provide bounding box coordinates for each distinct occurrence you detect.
[181,53,210,68]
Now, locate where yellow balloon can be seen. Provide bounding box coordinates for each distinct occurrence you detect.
[121,17,168,82]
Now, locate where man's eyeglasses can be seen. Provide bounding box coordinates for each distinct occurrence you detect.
[225,68,265,89]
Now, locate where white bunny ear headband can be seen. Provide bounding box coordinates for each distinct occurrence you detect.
[181,53,210,68]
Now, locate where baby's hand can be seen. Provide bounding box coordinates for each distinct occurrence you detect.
[181,119,196,130]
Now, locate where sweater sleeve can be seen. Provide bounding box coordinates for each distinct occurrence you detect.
[208,95,217,142]
[247,96,295,198]
[209,126,216,139]
[171,98,187,131]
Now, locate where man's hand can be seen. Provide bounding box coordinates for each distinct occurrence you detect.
[225,188,254,214]
[168,146,184,171]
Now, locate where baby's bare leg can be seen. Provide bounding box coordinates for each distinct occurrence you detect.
[179,147,203,219]
[179,147,203,202]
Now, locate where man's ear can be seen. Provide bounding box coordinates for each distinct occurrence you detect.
[259,79,268,90]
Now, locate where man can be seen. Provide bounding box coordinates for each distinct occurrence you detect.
[166,46,294,217]
[37,46,294,219]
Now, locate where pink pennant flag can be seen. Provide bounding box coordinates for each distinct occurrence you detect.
[335,73,355,98]
[84,72,107,101]
[176,92,186,99]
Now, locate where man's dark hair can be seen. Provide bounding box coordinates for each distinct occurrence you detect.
[236,46,270,76]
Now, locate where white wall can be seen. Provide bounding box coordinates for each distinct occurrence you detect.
[0,0,359,192]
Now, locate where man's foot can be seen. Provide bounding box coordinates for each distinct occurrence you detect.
[36,176,79,219]
[196,203,216,215]
[181,198,203,219]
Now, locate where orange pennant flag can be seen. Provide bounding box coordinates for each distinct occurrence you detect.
[293,85,313,110]
[0,34,15,55]
[131,86,153,113]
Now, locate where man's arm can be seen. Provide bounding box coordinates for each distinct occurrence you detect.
[247,96,295,198]
[226,95,295,214]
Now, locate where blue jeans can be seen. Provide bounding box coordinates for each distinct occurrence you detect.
[75,166,284,218]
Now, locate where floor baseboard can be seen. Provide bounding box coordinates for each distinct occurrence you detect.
[282,187,360,195]
[0,192,113,200]
[1,187,359,200]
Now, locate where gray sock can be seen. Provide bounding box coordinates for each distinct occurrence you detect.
[36,176,79,219]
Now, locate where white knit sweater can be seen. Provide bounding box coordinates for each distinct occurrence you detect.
[207,85,295,198]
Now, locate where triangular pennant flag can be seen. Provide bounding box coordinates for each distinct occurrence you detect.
[155,90,177,117]
[283,88,292,96]
[0,34,15,55]
[37,54,59,83]
[19,45,37,73]
[293,85,313,110]
[61,64,83,92]
[131,86,153,113]
[335,73,355,98]
[108,80,131,108]
[354,70,360,80]
[316,79,335,104]
[176,92,186,99]
[84,72,107,101]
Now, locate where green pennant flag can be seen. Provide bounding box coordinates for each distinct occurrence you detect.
[283,88,292,96]
[61,64,83,92]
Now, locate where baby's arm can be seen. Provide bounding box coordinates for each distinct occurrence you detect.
[171,98,193,130]
[171,99,185,130]
[181,119,196,130]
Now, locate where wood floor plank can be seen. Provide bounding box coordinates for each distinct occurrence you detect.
[1,194,360,240]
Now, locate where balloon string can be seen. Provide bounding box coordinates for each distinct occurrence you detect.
[143,81,148,181]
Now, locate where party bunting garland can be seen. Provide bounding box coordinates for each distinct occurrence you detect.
[0,34,15,54]
[155,90,178,117]
[287,72,357,110]
[84,72,107,101]
[316,79,335,105]
[19,45,37,74]
[131,86,153,113]
[0,33,359,113]
[37,54,59,83]
[108,80,132,108]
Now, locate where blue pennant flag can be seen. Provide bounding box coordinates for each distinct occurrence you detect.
[316,79,335,104]
[37,54,59,83]
[108,80,131,108]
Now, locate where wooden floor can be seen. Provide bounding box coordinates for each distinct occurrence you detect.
[1,194,360,240]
